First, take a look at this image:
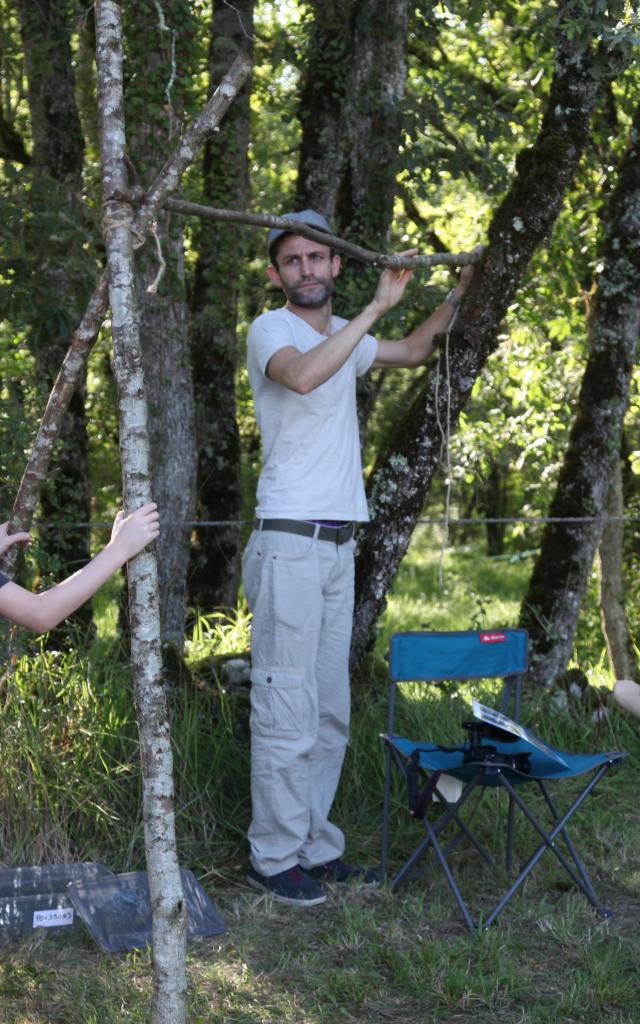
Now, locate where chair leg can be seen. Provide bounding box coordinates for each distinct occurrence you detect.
[536,781,602,908]
[506,794,516,876]
[436,787,496,868]
[381,745,393,880]
[422,814,477,931]
[482,767,612,928]
[389,776,486,889]
[502,772,607,904]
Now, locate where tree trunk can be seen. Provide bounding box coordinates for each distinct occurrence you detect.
[16,0,92,619]
[598,456,638,681]
[189,0,254,613]
[351,4,634,665]
[95,3,186,1020]
[1,48,252,581]
[296,0,410,438]
[296,0,409,276]
[124,0,198,649]
[17,0,84,183]
[479,460,509,557]
[295,0,359,221]
[518,97,640,687]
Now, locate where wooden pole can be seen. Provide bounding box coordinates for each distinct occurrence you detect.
[95,3,185,1020]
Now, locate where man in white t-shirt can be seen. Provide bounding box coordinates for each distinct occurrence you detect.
[243,209,476,905]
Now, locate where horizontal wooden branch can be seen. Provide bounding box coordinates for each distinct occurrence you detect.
[164,198,481,269]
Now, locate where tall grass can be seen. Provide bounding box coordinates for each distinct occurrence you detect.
[0,540,637,880]
[0,624,253,872]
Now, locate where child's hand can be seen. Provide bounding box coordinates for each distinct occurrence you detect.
[0,522,31,559]
[110,503,160,561]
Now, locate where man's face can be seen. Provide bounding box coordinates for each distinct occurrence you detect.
[267,235,341,309]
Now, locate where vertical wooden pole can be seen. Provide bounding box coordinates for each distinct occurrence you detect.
[95,3,187,1021]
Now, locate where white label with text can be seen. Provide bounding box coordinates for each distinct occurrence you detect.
[33,907,74,928]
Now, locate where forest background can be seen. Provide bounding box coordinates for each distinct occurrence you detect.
[1,3,640,1021]
[1,0,640,688]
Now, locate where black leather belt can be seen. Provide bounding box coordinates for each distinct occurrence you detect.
[254,518,354,545]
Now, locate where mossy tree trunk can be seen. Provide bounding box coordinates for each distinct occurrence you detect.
[188,0,254,613]
[16,0,92,619]
[296,0,410,438]
[296,0,407,245]
[351,3,633,665]
[124,0,198,649]
[518,99,640,685]
[295,0,358,221]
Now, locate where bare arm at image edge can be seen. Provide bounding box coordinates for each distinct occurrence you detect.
[0,503,160,632]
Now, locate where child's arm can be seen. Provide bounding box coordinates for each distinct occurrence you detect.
[0,503,160,632]
[613,679,640,720]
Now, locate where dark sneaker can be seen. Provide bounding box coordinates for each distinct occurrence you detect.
[246,865,327,906]
[307,858,380,885]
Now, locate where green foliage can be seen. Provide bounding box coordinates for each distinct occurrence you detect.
[1,0,640,706]
[2,5,640,1018]
[0,322,38,506]
[404,2,554,200]
[0,622,252,871]
[1,576,639,1021]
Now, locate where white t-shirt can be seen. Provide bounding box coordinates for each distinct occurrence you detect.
[247,307,378,521]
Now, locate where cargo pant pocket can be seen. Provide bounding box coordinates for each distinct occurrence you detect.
[250,667,314,738]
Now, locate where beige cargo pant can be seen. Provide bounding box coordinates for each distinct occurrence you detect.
[242,527,355,877]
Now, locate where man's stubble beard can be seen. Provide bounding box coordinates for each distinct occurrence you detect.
[285,276,335,309]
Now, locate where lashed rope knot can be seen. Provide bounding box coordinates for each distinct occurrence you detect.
[102,204,166,294]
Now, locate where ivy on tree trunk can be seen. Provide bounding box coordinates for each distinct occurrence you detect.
[15,0,92,618]
[296,0,410,444]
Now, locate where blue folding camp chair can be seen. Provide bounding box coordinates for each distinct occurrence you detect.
[381,629,627,930]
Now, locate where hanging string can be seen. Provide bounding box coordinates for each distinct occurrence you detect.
[434,305,459,587]
[146,221,167,294]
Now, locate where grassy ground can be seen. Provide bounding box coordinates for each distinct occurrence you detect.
[1,537,639,1022]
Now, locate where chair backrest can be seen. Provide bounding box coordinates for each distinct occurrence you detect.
[388,629,529,723]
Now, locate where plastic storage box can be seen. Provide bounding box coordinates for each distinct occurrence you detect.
[66,868,226,952]
[0,863,115,941]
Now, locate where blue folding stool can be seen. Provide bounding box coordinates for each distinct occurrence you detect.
[381,629,627,930]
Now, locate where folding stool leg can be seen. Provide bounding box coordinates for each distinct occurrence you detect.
[381,744,394,879]
[434,784,496,868]
[422,813,476,931]
[506,794,516,875]
[537,780,601,907]
[501,771,609,905]
[402,786,496,885]
[483,766,612,928]
[390,775,484,891]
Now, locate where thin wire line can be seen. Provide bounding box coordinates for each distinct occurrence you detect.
[24,514,640,531]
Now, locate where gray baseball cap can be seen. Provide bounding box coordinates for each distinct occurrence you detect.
[267,209,332,257]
